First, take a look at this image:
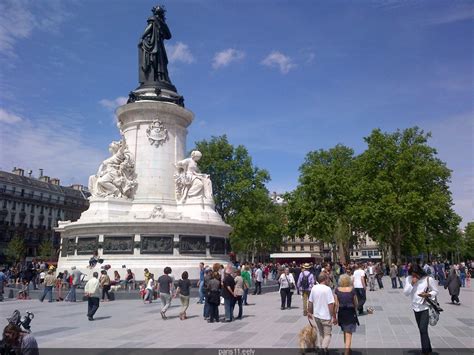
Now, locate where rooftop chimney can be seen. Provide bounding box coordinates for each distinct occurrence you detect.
[39,175,50,183]
[39,168,44,177]
[50,178,61,186]
[71,184,84,191]
[28,170,33,178]
[12,167,24,176]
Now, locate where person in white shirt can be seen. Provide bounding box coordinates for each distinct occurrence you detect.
[352,264,366,315]
[403,264,438,354]
[84,272,100,321]
[144,273,155,303]
[253,265,263,295]
[308,273,337,350]
[278,268,295,310]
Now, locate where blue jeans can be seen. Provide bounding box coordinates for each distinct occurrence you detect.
[242,288,249,304]
[203,298,210,318]
[437,272,445,286]
[199,282,205,303]
[224,297,234,321]
[40,286,53,302]
[460,273,466,287]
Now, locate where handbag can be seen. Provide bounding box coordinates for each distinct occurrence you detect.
[424,277,443,326]
[285,275,295,290]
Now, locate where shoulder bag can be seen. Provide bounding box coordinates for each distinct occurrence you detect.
[425,277,443,326]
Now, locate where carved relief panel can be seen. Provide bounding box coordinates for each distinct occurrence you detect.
[141,235,174,254]
[76,236,98,255]
[103,236,134,254]
[179,235,206,254]
[210,237,226,255]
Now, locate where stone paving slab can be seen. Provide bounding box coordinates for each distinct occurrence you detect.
[0,278,472,352]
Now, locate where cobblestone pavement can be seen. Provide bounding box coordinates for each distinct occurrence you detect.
[1,278,472,352]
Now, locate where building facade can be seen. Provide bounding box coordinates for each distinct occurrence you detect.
[0,168,90,263]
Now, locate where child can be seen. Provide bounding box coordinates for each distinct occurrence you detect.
[17,280,30,300]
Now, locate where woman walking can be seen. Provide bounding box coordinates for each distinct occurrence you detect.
[278,268,295,310]
[334,274,359,354]
[176,271,191,320]
[143,273,155,303]
[445,267,461,305]
[99,270,111,302]
[403,264,438,355]
[233,269,244,320]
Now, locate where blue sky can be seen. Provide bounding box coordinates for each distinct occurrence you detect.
[0,0,472,226]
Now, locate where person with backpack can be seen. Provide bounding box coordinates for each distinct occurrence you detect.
[297,263,315,316]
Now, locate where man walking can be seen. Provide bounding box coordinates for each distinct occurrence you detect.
[197,262,205,304]
[39,270,55,302]
[84,272,100,321]
[65,266,83,302]
[308,273,337,351]
[297,263,315,316]
[253,265,263,295]
[353,263,367,315]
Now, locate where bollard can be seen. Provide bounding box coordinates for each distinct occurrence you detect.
[8,289,14,298]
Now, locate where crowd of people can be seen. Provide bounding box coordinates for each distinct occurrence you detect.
[0,258,472,354]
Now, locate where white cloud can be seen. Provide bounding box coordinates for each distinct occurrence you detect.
[167,42,195,64]
[0,0,69,57]
[261,51,296,74]
[99,97,128,111]
[0,108,23,124]
[0,112,106,186]
[212,48,245,69]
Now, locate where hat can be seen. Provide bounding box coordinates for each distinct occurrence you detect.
[71,266,76,270]
[302,263,311,269]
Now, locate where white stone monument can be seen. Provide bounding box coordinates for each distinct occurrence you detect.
[57,7,231,280]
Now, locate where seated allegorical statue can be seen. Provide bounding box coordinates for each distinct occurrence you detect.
[88,138,138,199]
[174,150,214,205]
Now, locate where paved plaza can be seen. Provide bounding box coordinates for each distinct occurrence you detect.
[1,280,473,353]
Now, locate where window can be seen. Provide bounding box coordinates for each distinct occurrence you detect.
[310,244,314,251]
[21,189,24,197]
[368,250,374,256]
[362,251,367,256]
[10,214,15,225]
[29,215,34,228]
[301,245,305,251]
[2,200,6,208]
[356,252,359,256]
[284,246,288,252]
[292,245,296,251]
[12,201,16,210]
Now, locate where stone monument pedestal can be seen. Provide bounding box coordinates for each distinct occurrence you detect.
[57,101,231,280]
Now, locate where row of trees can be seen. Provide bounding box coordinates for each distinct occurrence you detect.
[4,234,56,264]
[285,127,466,264]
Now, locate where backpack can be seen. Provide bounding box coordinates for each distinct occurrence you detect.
[301,272,309,290]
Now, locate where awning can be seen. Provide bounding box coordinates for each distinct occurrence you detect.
[270,253,318,259]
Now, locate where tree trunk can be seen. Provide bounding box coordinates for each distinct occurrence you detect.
[337,239,347,264]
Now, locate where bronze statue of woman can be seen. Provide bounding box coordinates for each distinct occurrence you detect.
[138,5,176,91]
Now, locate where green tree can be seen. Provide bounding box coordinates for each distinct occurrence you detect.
[5,234,26,263]
[353,127,460,263]
[193,135,285,260]
[285,144,357,263]
[38,239,55,261]
[461,222,474,259]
